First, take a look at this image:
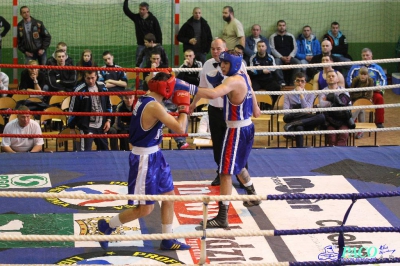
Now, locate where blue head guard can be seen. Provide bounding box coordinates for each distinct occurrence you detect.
[219,51,242,76]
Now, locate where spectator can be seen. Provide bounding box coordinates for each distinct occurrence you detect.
[349,67,374,139]
[283,72,325,147]
[269,20,301,86]
[17,6,51,65]
[317,70,353,146]
[0,16,11,63]
[19,60,47,99]
[98,51,128,92]
[136,33,168,69]
[76,49,97,83]
[323,22,352,62]
[176,49,202,86]
[177,7,212,65]
[346,48,386,128]
[244,24,270,65]
[313,54,345,90]
[46,42,74,66]
[123,0,162,63]
[221,6,245,50]
[109,92,134,151]
[1,105,44,153]
[68,71,112,151]
[248,40,281,105]
[0,68,9,97]
[143,51,163,89]
[295,25,321,75]
[47,49,77,93]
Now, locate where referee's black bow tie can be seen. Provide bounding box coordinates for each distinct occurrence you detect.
[213,62,220,68]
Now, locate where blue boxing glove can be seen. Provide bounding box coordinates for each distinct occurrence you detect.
[206,69,224,88]
[175,78,198,95]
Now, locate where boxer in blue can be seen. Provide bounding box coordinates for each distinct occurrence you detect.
[97,72,193,250]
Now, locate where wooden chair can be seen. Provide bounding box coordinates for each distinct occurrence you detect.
[40,106,68,149]
[351,98,377,145]
[0,97,17,110]
[26,97,43,103]
[274,95,285,147]
[305,82,314,91]
[56,128,81,151]
[110,95,122,107]
[252,94,273,146]
[49,95,68,107]
[190,98,209,133]
[12,94,29,102]
[126,71,137,89]
[61,96,71,111]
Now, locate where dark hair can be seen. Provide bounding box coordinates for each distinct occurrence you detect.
[223,6,234,14]
[139,2,149,10]
[102,51,112,57]
[144,33,156,43]
[20,6,29,13]
[303,25,312,30]
[295,72,306,79]
[331,21,340,27]
[234,44,244,51]
[55,49,66,56]
[226,49,240,57]
[151,51,161,57]
[153,72,171,81]
[277,20,286,25]
[257,40,267,46]
[17,105,30,111]
[84,70,98,77]
[321,54,333,62]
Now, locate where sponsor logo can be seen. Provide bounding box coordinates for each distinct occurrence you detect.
[318,244,396,261]
[57,251,184,265]
[0,174,51,189]
[45,181,135,211]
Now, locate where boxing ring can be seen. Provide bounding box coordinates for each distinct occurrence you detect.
[0,62,399,265]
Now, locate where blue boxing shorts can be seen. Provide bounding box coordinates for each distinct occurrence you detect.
[128,146,174,205]
[219,121,254,175]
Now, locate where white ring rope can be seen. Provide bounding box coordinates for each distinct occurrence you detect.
[172,58,400,72]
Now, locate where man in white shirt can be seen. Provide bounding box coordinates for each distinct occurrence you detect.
[0,68,9,97]
[1,105,44,152]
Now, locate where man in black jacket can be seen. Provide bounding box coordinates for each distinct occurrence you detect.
[177,7,212,64]
[0,16,11,63]
[123,1,162,63]
[68,71,112,151]
[47,50,77,93]
[17,6,51,65]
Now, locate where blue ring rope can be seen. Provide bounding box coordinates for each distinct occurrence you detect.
[289,257,400,265]
[266,191,400,200]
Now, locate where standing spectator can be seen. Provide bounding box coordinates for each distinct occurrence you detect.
[109,92,134,151]
[47,49,77,93]
[323,22,352,62]
[269,20,301,86]
[68,71,112,151]
[244,24,270,65]
[283,72,325,147]
[46,42,74,66]
[317,70,352,146]
[1,105,44,153]
[176,49,202,86]
[177,7,212,65]
[76,49,97,83]
[248,40,281,105]
[0,68,9,97]
[19,60,47,99]
[349,67,374,139]
[295,25,321,75]
[0,16,11,63]
[221,6,245,50]
[313,54,345,90]
[136,33,168,69]
[123,0,162,64]
[17,6,51,65]
[98,51,128,92]
[346,48,386,128]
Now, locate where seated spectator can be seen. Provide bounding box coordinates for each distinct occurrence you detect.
[176,49,202,86]
[76,49,97,83]
[323,22,352,62]
[269,20,301,86]
[109,91,134,151]
[244,24,270,65]
[46,49,77,98]
[295,26,321,76]
[313,54,345,90]
[283,72,325,147]
[143,51,162,90]
[46,41,74,66]
[350,67,374,139]
[317,70,354,146]
[136,33,168,69]
[0,68,9,97]
[98,51,127,92]
[1,105,44,152]
[346,48,386,128]
[19,60,47,99]
[234,44,247,65]
[248,40,281,105]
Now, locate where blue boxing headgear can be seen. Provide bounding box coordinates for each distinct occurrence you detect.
[219,51,242,76]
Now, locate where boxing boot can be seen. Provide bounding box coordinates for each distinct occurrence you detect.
[200,201,229,228]
[243,184,261,207]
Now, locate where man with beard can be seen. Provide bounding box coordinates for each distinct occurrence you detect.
[221,6,245,50]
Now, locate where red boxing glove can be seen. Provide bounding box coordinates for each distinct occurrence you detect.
[172,90,191,114]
